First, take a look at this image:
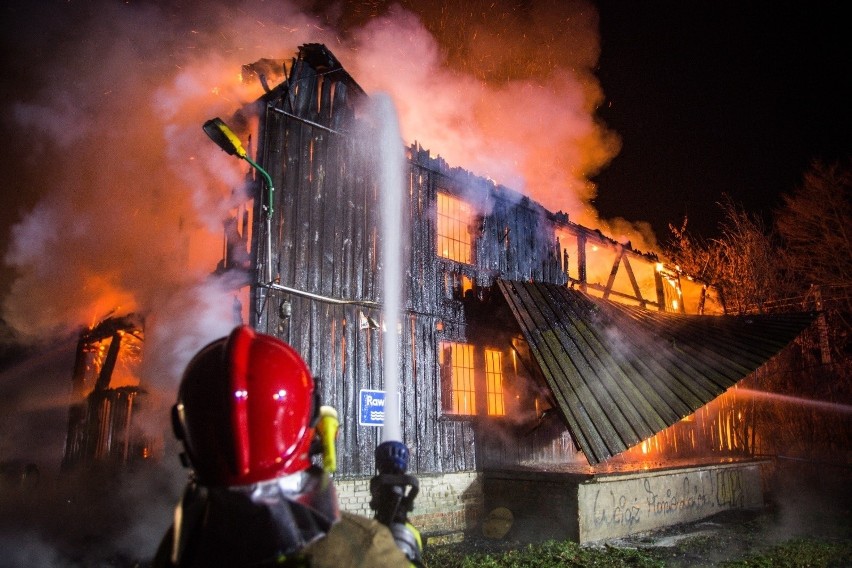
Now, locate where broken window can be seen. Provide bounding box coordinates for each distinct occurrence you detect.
[437,191,474,264]
[443,271,474,300]
[220,201,253,272]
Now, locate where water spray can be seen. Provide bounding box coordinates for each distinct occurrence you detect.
[368,94,423,566]
[734,388,852,414]
[375,93,404,445]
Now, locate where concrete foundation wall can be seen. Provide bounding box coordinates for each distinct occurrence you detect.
[484,461,768,544]
[484,469,589,543]
[578,461,766,542]
[335,472,484,537]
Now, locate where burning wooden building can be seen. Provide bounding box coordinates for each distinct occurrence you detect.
[205,44,816,542]
[61,314,153,473]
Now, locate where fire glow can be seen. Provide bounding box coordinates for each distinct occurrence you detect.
[2,0,645,355]
[623,388,760,463]
[62,315,151,469]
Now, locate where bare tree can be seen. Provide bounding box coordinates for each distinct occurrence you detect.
[667,163,852,461]
[775,159,852,358]
[714,196,785,314]
[666,195,783,314]
[775,159,852,295]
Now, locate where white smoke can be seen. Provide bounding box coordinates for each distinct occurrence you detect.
[0,2,336,564]
[339,3,620,223]
[1,0,626,353]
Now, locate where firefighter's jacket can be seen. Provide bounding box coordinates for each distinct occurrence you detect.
[152,468,411,567]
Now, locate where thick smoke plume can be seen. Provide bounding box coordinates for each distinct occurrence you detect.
[337,2,633,237]
[1,0,630,356]
[0,0,643,563]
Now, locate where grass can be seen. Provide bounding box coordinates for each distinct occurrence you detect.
[719,538,852,568]
[424,539,666,568]
[423,537,852,568]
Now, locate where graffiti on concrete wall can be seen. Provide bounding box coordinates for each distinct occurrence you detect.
[583,465,757,539]
[591,487,644,528]
[715,467,745,508]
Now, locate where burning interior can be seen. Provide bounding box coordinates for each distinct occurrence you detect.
[61,314,153,472]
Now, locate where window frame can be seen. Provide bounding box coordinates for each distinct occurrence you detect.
[436,190,475,265]
[484,348,506,416]
[439,341,508,419]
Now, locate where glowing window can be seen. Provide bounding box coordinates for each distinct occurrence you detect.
[485,349,505,416]
[437,191,474,264]
[439,341,476,415]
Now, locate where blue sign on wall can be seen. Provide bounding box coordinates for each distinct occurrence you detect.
[359,389,398,427]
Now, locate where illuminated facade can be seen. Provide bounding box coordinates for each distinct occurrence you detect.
[217,44,812,479]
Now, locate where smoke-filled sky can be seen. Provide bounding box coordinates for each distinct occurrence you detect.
[0,0,618,488]
[0,0,617,344]
[1,0,849,338]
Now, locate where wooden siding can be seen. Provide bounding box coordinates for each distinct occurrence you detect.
[230,44,817,476]
[245,46,473,476]
[238,45,589,476]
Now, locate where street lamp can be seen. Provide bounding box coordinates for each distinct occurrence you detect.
[203,117,275,284]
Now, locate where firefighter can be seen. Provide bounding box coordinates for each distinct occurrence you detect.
[153,326,421,567]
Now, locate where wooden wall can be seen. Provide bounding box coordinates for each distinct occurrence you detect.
[242,46,584,477]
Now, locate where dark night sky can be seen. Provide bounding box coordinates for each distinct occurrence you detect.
[590,1,851,240]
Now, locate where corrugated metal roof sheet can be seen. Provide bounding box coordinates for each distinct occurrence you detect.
[496,279,818,465]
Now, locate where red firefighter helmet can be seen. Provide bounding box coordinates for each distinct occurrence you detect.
[173,326,317,486]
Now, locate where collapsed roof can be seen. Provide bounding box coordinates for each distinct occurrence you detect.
[497,280,817,464]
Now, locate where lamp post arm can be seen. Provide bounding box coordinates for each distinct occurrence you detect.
[239,155,275,284]
[203,116,276,284]
[242,155,275,220]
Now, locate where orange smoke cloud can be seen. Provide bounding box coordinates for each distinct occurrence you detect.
[2,2,330,347]
[1,0,651,380]
[331,1,656,250]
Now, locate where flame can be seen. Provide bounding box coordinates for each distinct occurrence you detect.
[624,388,755,461]
[557,227,661,307]
[81,323,145,393]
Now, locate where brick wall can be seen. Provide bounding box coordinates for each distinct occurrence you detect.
[335,471,484,537]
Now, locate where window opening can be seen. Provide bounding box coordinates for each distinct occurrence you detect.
[485,349,505,416]
[439,341,476,415]
[444,271,474,300]
[437,191,474,264]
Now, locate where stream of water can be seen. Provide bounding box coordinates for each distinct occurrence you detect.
[734,387,852,414]
[375,94,404,443]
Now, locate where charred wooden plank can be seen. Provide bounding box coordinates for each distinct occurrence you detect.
[340,306,359,474]
[498,280,614,463]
